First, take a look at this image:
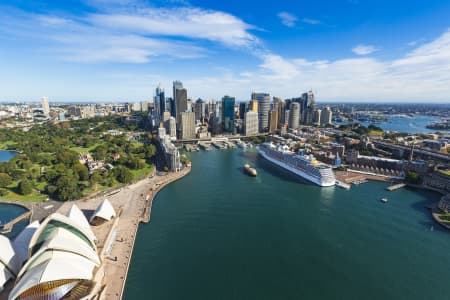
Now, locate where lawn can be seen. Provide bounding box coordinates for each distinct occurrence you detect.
[131,165,154,179]
[368,130,384,136]
[0,181,48,202]
[0,140,17,149]
[69,143,100,154]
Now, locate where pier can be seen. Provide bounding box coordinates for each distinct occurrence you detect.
[386,183,406,191]
[0,210,31,234]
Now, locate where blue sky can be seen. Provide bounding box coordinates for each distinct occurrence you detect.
[1,0,450,102]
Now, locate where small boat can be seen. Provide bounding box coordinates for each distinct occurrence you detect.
[335,180,351,190]
[243,164,257,177]
[381,197,388,203]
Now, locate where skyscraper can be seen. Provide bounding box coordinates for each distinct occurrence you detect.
[300,90,315,124]
[222,95,235,133]
[252,92,270,132]
[244,111,258,136]
[239,102,247,119]
[289,102,300,129]
[277,100,286,127]
[314,109,322,125]
[249,99,258,113]
[175,87,187,125]
[321,106,333,125]
[41,97,50,115]
[166,116,177,138]
[155,83,165,117]
[179,111,195,139]
[268,109,278,132]
[194,98,206,122]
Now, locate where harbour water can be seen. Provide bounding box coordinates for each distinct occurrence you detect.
[0,150,17,162]
[0,203,28,238]
[124,149,450,300]
[360,115,442,133]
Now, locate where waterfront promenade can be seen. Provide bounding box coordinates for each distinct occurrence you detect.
[54,166,191,300]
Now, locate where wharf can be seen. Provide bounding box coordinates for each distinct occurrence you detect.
[0,211,31,234]
[386,183,406,191]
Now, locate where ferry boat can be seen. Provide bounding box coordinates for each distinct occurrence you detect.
[257,143,336,187]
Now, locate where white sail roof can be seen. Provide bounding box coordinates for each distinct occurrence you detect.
[0,235,20,276]
[12,221,40,267]
[8,250,96,300]
[67,204,91,230]
[91,199,116,222]
[17,227,100,280]
[28,213,96,258]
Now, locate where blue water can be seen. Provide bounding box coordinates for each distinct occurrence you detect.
[0,150,17,162]
[125,148,448,300]
[0,203,28,239]
[360,115,442,133]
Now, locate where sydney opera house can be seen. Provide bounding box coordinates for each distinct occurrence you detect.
[0,199,116,300]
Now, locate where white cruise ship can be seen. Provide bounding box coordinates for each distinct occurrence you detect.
[257,143,336,187]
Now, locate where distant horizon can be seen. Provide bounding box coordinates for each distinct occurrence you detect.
[1,1,450,102]
[1,99,450,105]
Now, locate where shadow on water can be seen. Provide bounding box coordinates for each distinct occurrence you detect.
[406,186,446,230]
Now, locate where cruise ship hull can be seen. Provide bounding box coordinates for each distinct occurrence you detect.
[257,147,336,187]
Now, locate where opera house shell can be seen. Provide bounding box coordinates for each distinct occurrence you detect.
[1,204,103,300]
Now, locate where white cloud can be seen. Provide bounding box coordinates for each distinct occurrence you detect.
[0,4,259,63]
[89,7,259,48]
[178,29,450,102]
[277,12,297,27]
[352,44,379,55]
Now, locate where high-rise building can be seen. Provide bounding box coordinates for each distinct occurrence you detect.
[140,101,149,112]
[314,109,322,125]
[249,99,258,113]
[175,88,187,124]
[162,111,171,123]
[167,97,175,118]
[155,83,165,116]
[179,111,195,139]
[300,90,315,124]
[194,98,206,122]
[277,100,286,127]
[321,106,333,125]
[289,102,300,130]
[244,111,258,136]
[41,97,50,115]
[239,102,247,119]
[268,109,278,132]
[222,95,235,133]
[284,110,290,128]
[252,92,270,132]
[166,116,177,138]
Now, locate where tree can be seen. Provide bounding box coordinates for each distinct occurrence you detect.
[0,173,12,187]
[114,166,133,184]
[73,163,89,181]
[18,179,33,195]
[144,144,157,159]
[92,144,108,160]
[127,156,145,169]
[54,175,81,201]
[405,171,421,184]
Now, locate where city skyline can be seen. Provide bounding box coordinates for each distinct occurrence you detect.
[1,0,450,102]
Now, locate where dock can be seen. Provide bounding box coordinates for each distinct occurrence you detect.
[386,183,406,191]
[0,211,31,234]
